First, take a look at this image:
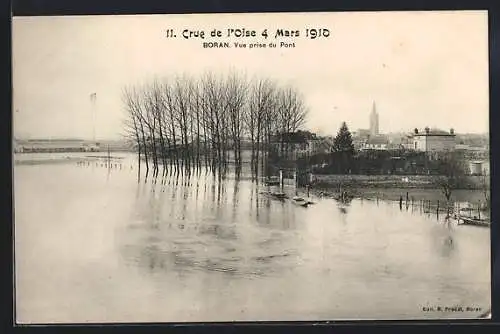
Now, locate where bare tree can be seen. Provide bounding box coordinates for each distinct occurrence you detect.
[225,72,248,168]
[200,72,221,169]
[150,79,168,174]
[275,86,308,158]
[123,71,310,180]
[160,79,180,171]
[480,166,490,210]
[122,85,150,177]
[245,78,276,175]
[435,152,468,203]
[142,83,161,176]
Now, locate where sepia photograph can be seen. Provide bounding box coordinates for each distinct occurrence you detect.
[12,11,491,323]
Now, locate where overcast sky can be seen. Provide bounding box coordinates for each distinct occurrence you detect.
[12,11,488,140]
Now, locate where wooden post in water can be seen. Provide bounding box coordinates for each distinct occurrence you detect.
[478,202,481,220]
[437,200,439,219]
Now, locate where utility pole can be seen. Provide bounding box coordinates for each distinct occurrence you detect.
[90,93,97,143]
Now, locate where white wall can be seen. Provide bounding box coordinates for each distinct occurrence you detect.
[412,135,455,152]
[426,136,455,152]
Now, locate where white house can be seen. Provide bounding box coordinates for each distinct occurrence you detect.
[409,127,456,152]
[469,160,490,176]
[360,135,389,150]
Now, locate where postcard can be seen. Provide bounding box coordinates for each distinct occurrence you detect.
[12,11,491,323]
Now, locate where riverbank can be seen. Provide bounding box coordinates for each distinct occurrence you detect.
[311,174,488,191]
[14,153,127,166]
[309,186,486,203]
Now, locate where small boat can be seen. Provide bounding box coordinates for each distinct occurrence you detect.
[291,196,309,207]
[457,216,490,227]
[259,191,287,200]
[264,176,280,186]
[270,192,287,199]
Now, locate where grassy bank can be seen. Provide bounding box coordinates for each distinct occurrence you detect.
[307,183,486,204]
[311,174,487,191]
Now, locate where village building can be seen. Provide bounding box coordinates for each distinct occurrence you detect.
[305,138,333,155]
[408,127,456,152]
[269,132,310,160]
[269,131,332,159]
[385,134,414,150]
[360,135,389,150]
[353,128,371,139]
[454,144,489,160]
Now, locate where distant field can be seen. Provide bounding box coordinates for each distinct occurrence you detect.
[311,174,488,191]
[352,187,485,203]
[15,139,134,153]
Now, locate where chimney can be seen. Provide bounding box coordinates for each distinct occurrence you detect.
[450,128,454,135]
[414,128,419,134]
[425,127,430,134]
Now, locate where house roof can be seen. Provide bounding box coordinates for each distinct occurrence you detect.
[316,139,333,150]
[455,144,487,151]
[412,128,455,136]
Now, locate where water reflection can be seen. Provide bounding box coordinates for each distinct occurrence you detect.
[336,196,352,219]
[14,155,491,322]
[121,167,305,281]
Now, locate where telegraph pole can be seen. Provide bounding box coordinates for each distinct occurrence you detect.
[90,93,97,143]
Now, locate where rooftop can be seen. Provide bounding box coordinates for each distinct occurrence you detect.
[366,135,389,145]
[411,127,456,136]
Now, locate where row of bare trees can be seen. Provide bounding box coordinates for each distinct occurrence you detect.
[122,72,308,178]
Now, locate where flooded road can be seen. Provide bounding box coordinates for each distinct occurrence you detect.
[14,153,491,323]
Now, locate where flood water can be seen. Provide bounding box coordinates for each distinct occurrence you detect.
[14,152,491,323]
